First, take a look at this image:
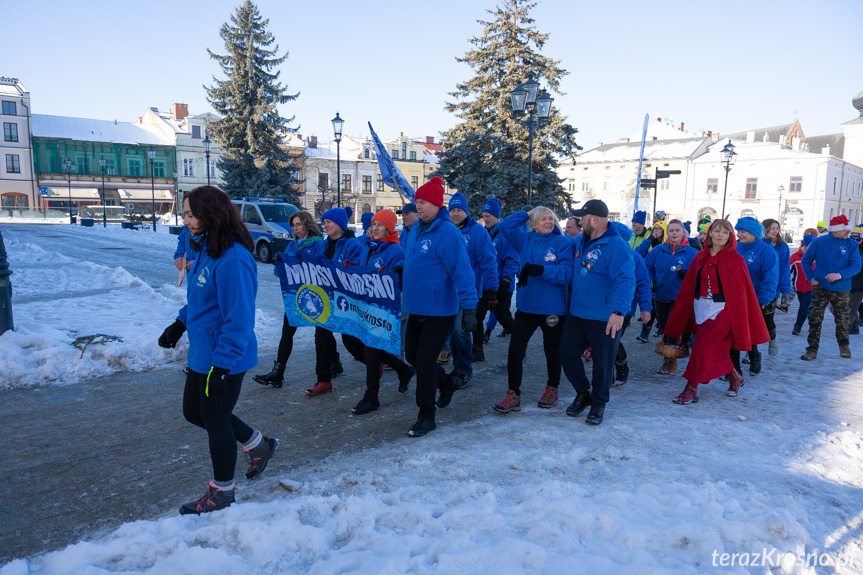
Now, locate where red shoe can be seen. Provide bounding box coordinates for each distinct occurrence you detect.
[726,369,744,397]
[537,386,558,409]
[306,381,333,396]
[673,382,699,405]
[581,347,592,361]
[493,390,521,413]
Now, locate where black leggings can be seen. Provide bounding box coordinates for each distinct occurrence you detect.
[507,310,565,394]
[475,290,514,343]
[183,369,254,482]
[314,327,340,382]
[276,314,298,364]
[341,334,410,399]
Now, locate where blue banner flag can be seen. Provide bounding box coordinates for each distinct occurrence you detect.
[368,122,415,201]
[635,113,649,212]
[275,251,402,355]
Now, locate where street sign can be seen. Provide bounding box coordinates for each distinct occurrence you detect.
[38,187,49,195]
[656,170,682,179]
[640,179,656,188]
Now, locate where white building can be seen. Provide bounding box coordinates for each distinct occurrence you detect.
[302,135,379,221]
[0,77,36,209]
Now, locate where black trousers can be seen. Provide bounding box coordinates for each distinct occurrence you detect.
[341,334,410,399]
[183,370,254,482]
[616,315,632,363]
[474,290,514,343]
[405,314,455,421]
[276,313,298,364]
[560,315,622,406]
[730,300,776,370]
[314,327,340,382]
[507,310,565,394]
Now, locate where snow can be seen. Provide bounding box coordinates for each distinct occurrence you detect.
[2,224,863,574]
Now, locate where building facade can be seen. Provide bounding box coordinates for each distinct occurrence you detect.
[0,77,36,209]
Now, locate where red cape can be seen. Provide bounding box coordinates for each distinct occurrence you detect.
[664,235,769,351]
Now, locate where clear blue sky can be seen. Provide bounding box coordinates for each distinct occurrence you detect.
[4,0,862,151]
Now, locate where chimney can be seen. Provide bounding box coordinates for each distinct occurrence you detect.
[822,145,831,155]
[172,103,189,120]
[678,122,684,132]
[656,117,662,123]
[779,135,787,146]
[711,133,719,142]
[309,135,317,149]
[792,137,801,151]
[746,131,755,143]
[425,136,434,144]
[618,138,630,144]
[400,131,404,137]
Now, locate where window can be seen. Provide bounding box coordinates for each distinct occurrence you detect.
[789,176,802,193]
[402,142,407,158]
[6,154,20,173]
[603,176,610,191]
[659,179,670,191]
[410,151,417,161]
[3,122,17,142]
[153,160,167,178]
[411,176,419,189]
[127,158,143,177]
[207,158,216,178]
[1,101,16,115]
[364,148,370,159]
[581,180,589,192]
[377,175,384,192]
[191,125,201,139]
[102,157,117,175]
[183,158,196,177]
[342,173,351,192]
[706,178,718,194]
[318,172,329,191]
[243,204,261,225]
[362,175,372,193]
[745,178,758,199]
[392,150,398,160]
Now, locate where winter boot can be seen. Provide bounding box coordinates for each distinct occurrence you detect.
[673,382,699,405]
[472,344,485,362]
[613,361,629,386]
[330,354,344,378]
[483,329,492,344]
[451,372,471,390]
[792,324,802,335]
[306,381,333,396]
[726,369,744,397]
[406,418,436,437]
[493,390,521,413]
[436,374,457,408]
[840,345,852,358]
[581,347,592,361]
[635,324,651,343]
[537,386,558,409]
[179,482,236,515]
[351,396,381,415]
[566,390,593,416]
[585,404,605,425]
[243,435,279,479]
[253,362,285,388]
[800,350,817,361]
[657,358,678,375]
[398,365,416,393]
[768,338,779,356]
[749,352,762,375]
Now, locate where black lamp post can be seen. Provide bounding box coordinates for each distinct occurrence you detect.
[0,226,12,335]
[64,158,75,224]
[98,156,107,227]
[203,131,211,186]
[720,141,737,218]
[510,74,553,206]
[332,112,344,207]
[173,169,179,225]
[148,147,156,232]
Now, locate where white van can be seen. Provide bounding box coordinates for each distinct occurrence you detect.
[231,197,299,263]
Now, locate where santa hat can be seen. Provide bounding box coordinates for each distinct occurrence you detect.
[828,215,853,232]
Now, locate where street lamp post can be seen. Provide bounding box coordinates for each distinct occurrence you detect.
[510,74,553,206]
[720,141,737,219]
[203,131,211,186]
[64,158,75,224]
[173,169,179,225]
[148,147,156,232]
[777,184,785,221]
[98,156,107,228]
[332,113,344,208]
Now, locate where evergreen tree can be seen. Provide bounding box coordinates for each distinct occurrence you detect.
[205,0,301,203]
[435,0,580,217]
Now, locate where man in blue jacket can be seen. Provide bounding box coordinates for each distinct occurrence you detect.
[800,215,863,360]
[397,202,418,357]
[446,192,498,386]
[402,177,477,437]
[476,198,519,355]
[560,199,636,425]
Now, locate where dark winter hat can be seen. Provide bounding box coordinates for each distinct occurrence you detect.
[572,199,609,218]
[803,234,816,247]
[735,217,764,239]
[631,210,647,225]
[415,176,445,209]
[396,203,417,214]
[321,207,348,231]
[448,192,469,213]
[481,198,502,219]
[361,211,374,231]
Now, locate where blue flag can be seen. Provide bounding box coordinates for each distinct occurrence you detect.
[369,122,415,201]
[635,113,649,212]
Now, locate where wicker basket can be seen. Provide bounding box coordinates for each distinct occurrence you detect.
[655,341,686,359]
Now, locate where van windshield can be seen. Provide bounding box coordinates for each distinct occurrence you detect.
[259,204,298,223]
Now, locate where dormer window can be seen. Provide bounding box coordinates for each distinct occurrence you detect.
[364,148,370,159]
[192,125,201,139]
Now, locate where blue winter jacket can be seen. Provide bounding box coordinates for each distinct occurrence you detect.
[456,217,499,296]
[272,234,324,277]
[644,242,699,301]
[570,228,636,320]
[488,223,520,293]
[311,232,366,266]
[177,235,258,375]
[364,240,405,271]
[763,237,792,296]
[635,238,654,259]
[403,208,477,316]
[498,211,573,315]
[630,252,653,317]
[801,234,863,292]
[399,224,414,246]
[736,239,780,305]
[173,227,193,260]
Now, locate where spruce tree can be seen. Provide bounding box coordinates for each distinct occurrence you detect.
[436,0,580,217]
[205,0,301,203]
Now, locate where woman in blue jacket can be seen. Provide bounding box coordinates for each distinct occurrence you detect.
[761,218,793,356]
[253,211,324,388]
[645,219,698,374]
[493,207,573,413]
[158,186,279,515]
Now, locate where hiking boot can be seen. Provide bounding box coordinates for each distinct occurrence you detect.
[581,347,592,361]
[726,369,744,397]
[253,361,285,388]
[537,386,558,409]
[657,358,678,375]
[613,361,629,386]
[407,418,436,437]
[436,377,457,408]
[179,482,236,515]
[483,329,492,344]
[497,328,511,337]
[330,358,344,378]
[566,390,593,416]
[792,324,802,335]
[585,404,605,425]
[635,325,651,343]
[742,357,750,364]
[451,372,471,390]
[351,397,381,415]
[851,327,860,335]
[244,435,279,479]
[768,338,778,356]
[681,345,691,358]
[437,352,451,364]
[673,382,699,405]
[800,350,817,361]
[653,328,663,338]
[749,352,762,375]
[472,345,485,362]
[840,345,852,358]
[306,381,333,396]
[493,390,521,413]
[398,365,416,393]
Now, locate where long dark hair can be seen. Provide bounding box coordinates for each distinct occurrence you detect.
[289,210,322,239]
[186,186,254,257]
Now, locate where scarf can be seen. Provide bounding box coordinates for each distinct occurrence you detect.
[368,230,399,253]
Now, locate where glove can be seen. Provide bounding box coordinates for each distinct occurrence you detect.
[517,267,531,288]
[206,366,230,397]
[483,289,498,310]
[391,265,403,274]
[677,268,687,280]
[158,320,186,348]
[272,253,282,266]
[778,293,794,312]
[651,281,658,293]
[461,308,478,332]
[500,278,511,291]
[523,264,544,277]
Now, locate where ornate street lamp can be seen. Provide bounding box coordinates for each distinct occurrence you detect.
[148,147,156,232]
[332,112,344,207]
[203,131,211,186]
[510,74,553,205]
[64,158,75,224]
[720,141,737,218]
[98,156,107,228]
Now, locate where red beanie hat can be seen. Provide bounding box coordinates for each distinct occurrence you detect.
[829,215,853,231]
[372,209,397,234]
[415,176,445,209]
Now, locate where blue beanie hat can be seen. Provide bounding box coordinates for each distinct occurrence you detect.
[361,211,373,231]
[803,234,816,247]
[448,192,469,213]
[609,220,633,242]
[321,207,348,231]
[683,221,692,235]
[481,198,502,219]
[344,206,353,221]
[735,217,764,240]
[632,210,647,225]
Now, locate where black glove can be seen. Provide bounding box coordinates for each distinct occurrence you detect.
[462,308,478,332]
[500,278,511,291]
[676,268,687,280]
[483,289,498,310]
[651,235,663,247]
[272,253,282,266]
[206,366,230,397]
[651,281,658,293]
[517,267,531,288]
[392,265,403,276]
[523,264,544,277]
[158,320,186,348]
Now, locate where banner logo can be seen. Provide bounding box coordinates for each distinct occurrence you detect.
[297,284,330,323]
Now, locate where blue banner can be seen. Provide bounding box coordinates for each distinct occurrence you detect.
[635,113,649,212]
[275,251,402,355]
[369,121,415,201]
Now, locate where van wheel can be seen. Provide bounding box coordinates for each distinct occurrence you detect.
[256,242,272,263]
